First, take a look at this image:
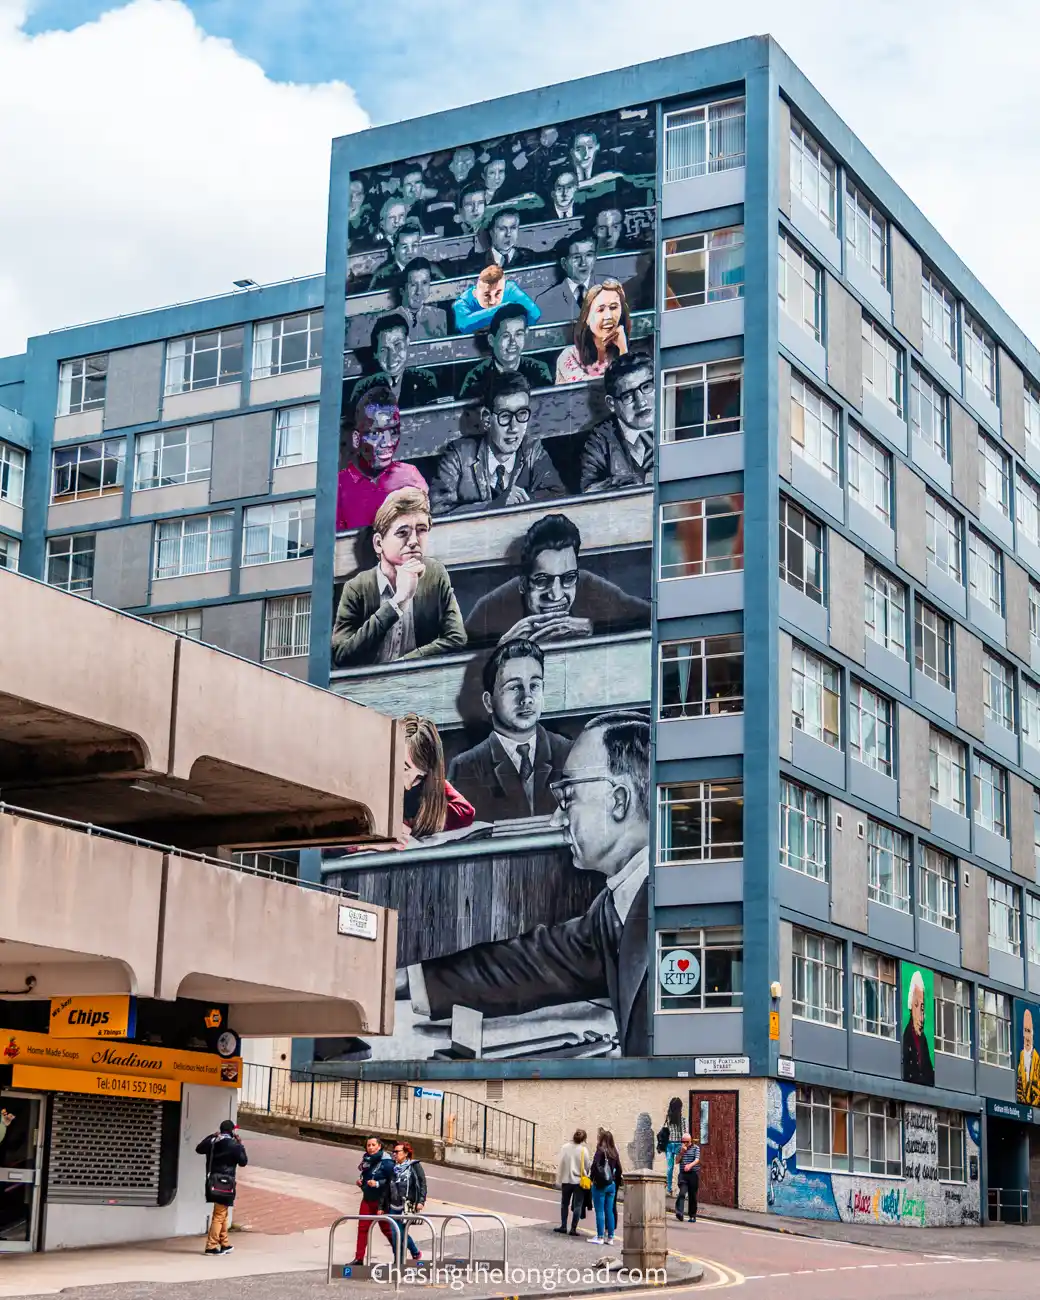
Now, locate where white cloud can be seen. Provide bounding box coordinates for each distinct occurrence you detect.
[0,0,367,354]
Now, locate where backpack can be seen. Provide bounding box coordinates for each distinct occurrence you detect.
[593,1156,616,1189]
[656,1125,669,1154]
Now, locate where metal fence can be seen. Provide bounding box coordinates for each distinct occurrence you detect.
[987,1186,1030,1224]
[240,1062,536,1170]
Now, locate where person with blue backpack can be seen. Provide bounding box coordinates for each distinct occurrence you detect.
[588,1129,624,1246]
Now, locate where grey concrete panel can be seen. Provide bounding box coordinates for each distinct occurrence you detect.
[91,523,152,610]
[210,412,274,503]
[965,377,1001,436]
[898,704,931,828]
[238,556,313,595]
[984,717,1019,766]
[271,463,318,496]
[779,309,827,383]
[988,947,1025,990]
[660,432,744,483]
[661,169,745,219]
[779,921,794,1054]
[895,460,928,582]
[791,454,844,524]
[922,333,963,396]
[848,760,898,816]
[269,655,309,681]
[930,802,971,853]
[830,799,869,932]
[1029,961,1040,995]
[47,495,124,530]
[780,580,828,644]
[655,714,744,762]
[200,600,264,662]
[977,1062,1016,1102]
[891,227,924,354]
[846,256,893,325]
[657,571,744,619]
[828,531,865,663]
[793,1019,848,1068]
[969,596,1007,647]
[926,560,967,618]
[1021,742,1040,786]
[849,1032,901,1080]
[919,917,961,967]
[792,727,846,788]
[825,274,863,411]
[130,480,210,518]
[867,899,914,950]
[778,98,792,216]
[999,349,1026,457]
[910,432,952,494]
[935,1052,976,1094]
[1005,557,1033,663]
[152,570,230,605]
[847,498,895,561]
[778,865,831,924]
[652,1010,744,1056]
[979,496,1015,551]
[654,861,744,906]
[779,631,793,763]
[950,401,981,517]
[790,194,841,269]
[53,409,104,443]
[103,343,163,431]
[779,355,792,482]
[1017,534,1040,582]
[861,389,909,456]
[954,623,986,740]
[914,672,956,728]
[974,823,1011,871]
[1009,773,1038,883]
[961,860,990,975]
[865,637,910,696]
[660,299,745,349]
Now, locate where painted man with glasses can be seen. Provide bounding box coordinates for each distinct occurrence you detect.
[580,351,655,492]
[429,371,564,515]
[336,386,428,532]
[395,712,650,1056]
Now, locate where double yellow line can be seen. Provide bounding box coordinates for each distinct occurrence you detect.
[668,1249,746,1291]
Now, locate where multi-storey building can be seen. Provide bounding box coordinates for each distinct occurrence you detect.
[2,35,1040,1226]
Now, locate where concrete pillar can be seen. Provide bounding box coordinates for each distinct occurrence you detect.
[621,1169,667,1272]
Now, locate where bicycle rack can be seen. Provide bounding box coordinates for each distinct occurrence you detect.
[326,1212,438,1287]
[437,1211,509,1271]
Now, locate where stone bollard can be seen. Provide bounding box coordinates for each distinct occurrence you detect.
[621,1168,668,1272]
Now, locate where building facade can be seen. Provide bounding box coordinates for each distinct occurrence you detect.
[3,35,1040,1224]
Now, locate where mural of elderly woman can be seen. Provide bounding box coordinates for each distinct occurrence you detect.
[554,280,631,385]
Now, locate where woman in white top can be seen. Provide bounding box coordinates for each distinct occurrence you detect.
[554,1128,592,1235]
[554,279,631,385]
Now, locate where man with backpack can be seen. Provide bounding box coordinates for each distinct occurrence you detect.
[196,1119,249,1255]
[674,1133,700,1224]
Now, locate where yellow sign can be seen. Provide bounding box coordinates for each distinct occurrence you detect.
[205,1009,223,1030]
[49,995,134,1040]
[1,1030,241,1090]
[13,1064,182,1103]
[769,1011,780,1041]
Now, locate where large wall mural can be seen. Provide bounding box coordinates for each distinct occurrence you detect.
[323,108,657,1064]
[766,1081,981,1228]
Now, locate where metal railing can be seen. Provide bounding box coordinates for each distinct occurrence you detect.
[987,1187,1030,1224]
[240,1062,536,1170]
[326,1211,509,1287]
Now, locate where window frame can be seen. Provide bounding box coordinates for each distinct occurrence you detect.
[659,494,744,580]
[852,947,899,1040]
[241,498,316,568]
[987,875,1021,956]
[147,609,203,640]
[847,422,892,525]
[982,652,1015,733]
[164,327,245,395]
[968,528,1003,615]
[921,270,958,362]
[918,846,958,932]
[861,315,903,417]
[929,727,967,816]
[972,754,1008,838]
[51,439,126,503]
[153,512,233,581]
[864,561,906,659]
[663,227,745,311]
[979,433,1011,519]
[914,599,952,689]
[1025,892,1040,967]
[936,974,973,1059]
[57,353,108,416]
[849,680,893,777]
[657,781,744,866]
[252,312,323,380]
[0,441,26,507]
[273,404,320,469]
[789,119,837,231]
[778,231,823,342]
[926,493,964,584]
[937,1111,966,1184]
[263,592,313,661]
[978,988,1012,1068]
[779,777,828,882]
[45,533,95,595]
[792,929,845,1028]
[866,818,911,913]
[779,496,825,603]
[656,926,745,1013]
[845,181,888,288]
[658,634,744,721]
[910,364,949,462]
[661,360,743,443]
[963,313,996,400]
[792,644,841,749]
[790,372,840,483]
[133,423,213,491]
[663,98,747,183]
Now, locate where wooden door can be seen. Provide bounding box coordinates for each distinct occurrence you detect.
[688,1090,738,1208]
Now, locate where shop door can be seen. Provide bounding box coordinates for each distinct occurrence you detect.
[688,1090,738,1208]
[0,1093,46,1252]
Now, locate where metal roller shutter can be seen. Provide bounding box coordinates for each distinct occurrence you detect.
[48,1094,163,1205]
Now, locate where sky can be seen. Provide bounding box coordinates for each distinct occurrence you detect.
[1,0,1038,356]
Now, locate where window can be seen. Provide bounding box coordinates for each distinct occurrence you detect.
[51,439,125,503]
[850,1095,902,1176]
[663,98,745,182]
[973,755,1008,837]
[988,876,1021,956]
[658,634,743,719]
[779,778,828,881]
[910,365,949,462]
[656,927,744,1011]
[662,361,742,443]
[252,312,323,379]
[847,423,891,525]
[969,528,1003,615]
[921,270,958,362]
[1025,382,1040,454]
[862,316,903,416]
[930,727,967,816]
[979,434,1011,518]
[659,494,743,579]
[867,819,910,912]
[153,513,233,580]
[850,681,893,776]
[937,1112,965,1183]
[273,404,320,468]
[915,600,952,689]
[664,228,745,310]
[978,988,1012,1068]
[852,948,898,1039]
[1026,893,1040,966]
[926,493,964,583]
[792,929,844,1027]
[165,327,244,394]
[864,561,906,658]
[242,499,315,567]
[0,442,26,507]
[779,497,824,603]
[964,314,996,400]
[778,232,823,341]
[1023,678,1040,751]
[0,536,19,571]
[148,609,203,640]
[791,372,840,482]
[46,534,95,595]
[657,781,743,865]
[919,846,958,932]
[1031,580,1040,648]
[134,424,212,490]
[792,644,841,747]
[936,975,972,1058]
[263,592,312,660]
[795,1086,850,1172]
[845,181,888,287]
[983,652,1015,732]
[1034,790,1040,876]
[790,119,836,230]
[1018,470,1040,547]
[57,354,107,415]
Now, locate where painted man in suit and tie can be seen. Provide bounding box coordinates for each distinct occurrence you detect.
[349,314,439,413]
[471,208,540,273]
[448,638,571,822]
[397,258,448,341]
[369,218,424,291]
[535,229,598,324]
[398,712,651,1056]
[580,351,655,492]
[459,303,554,399]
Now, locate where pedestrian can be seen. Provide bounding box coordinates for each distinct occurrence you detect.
[554,1128,591,1236]
[674,1132,700,1223]
[351,1136,396,1265]
[657,1097,685,1195]
[195,1119,248,1256]
[387,1140,427,1262]
[588,1129,624,1246]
